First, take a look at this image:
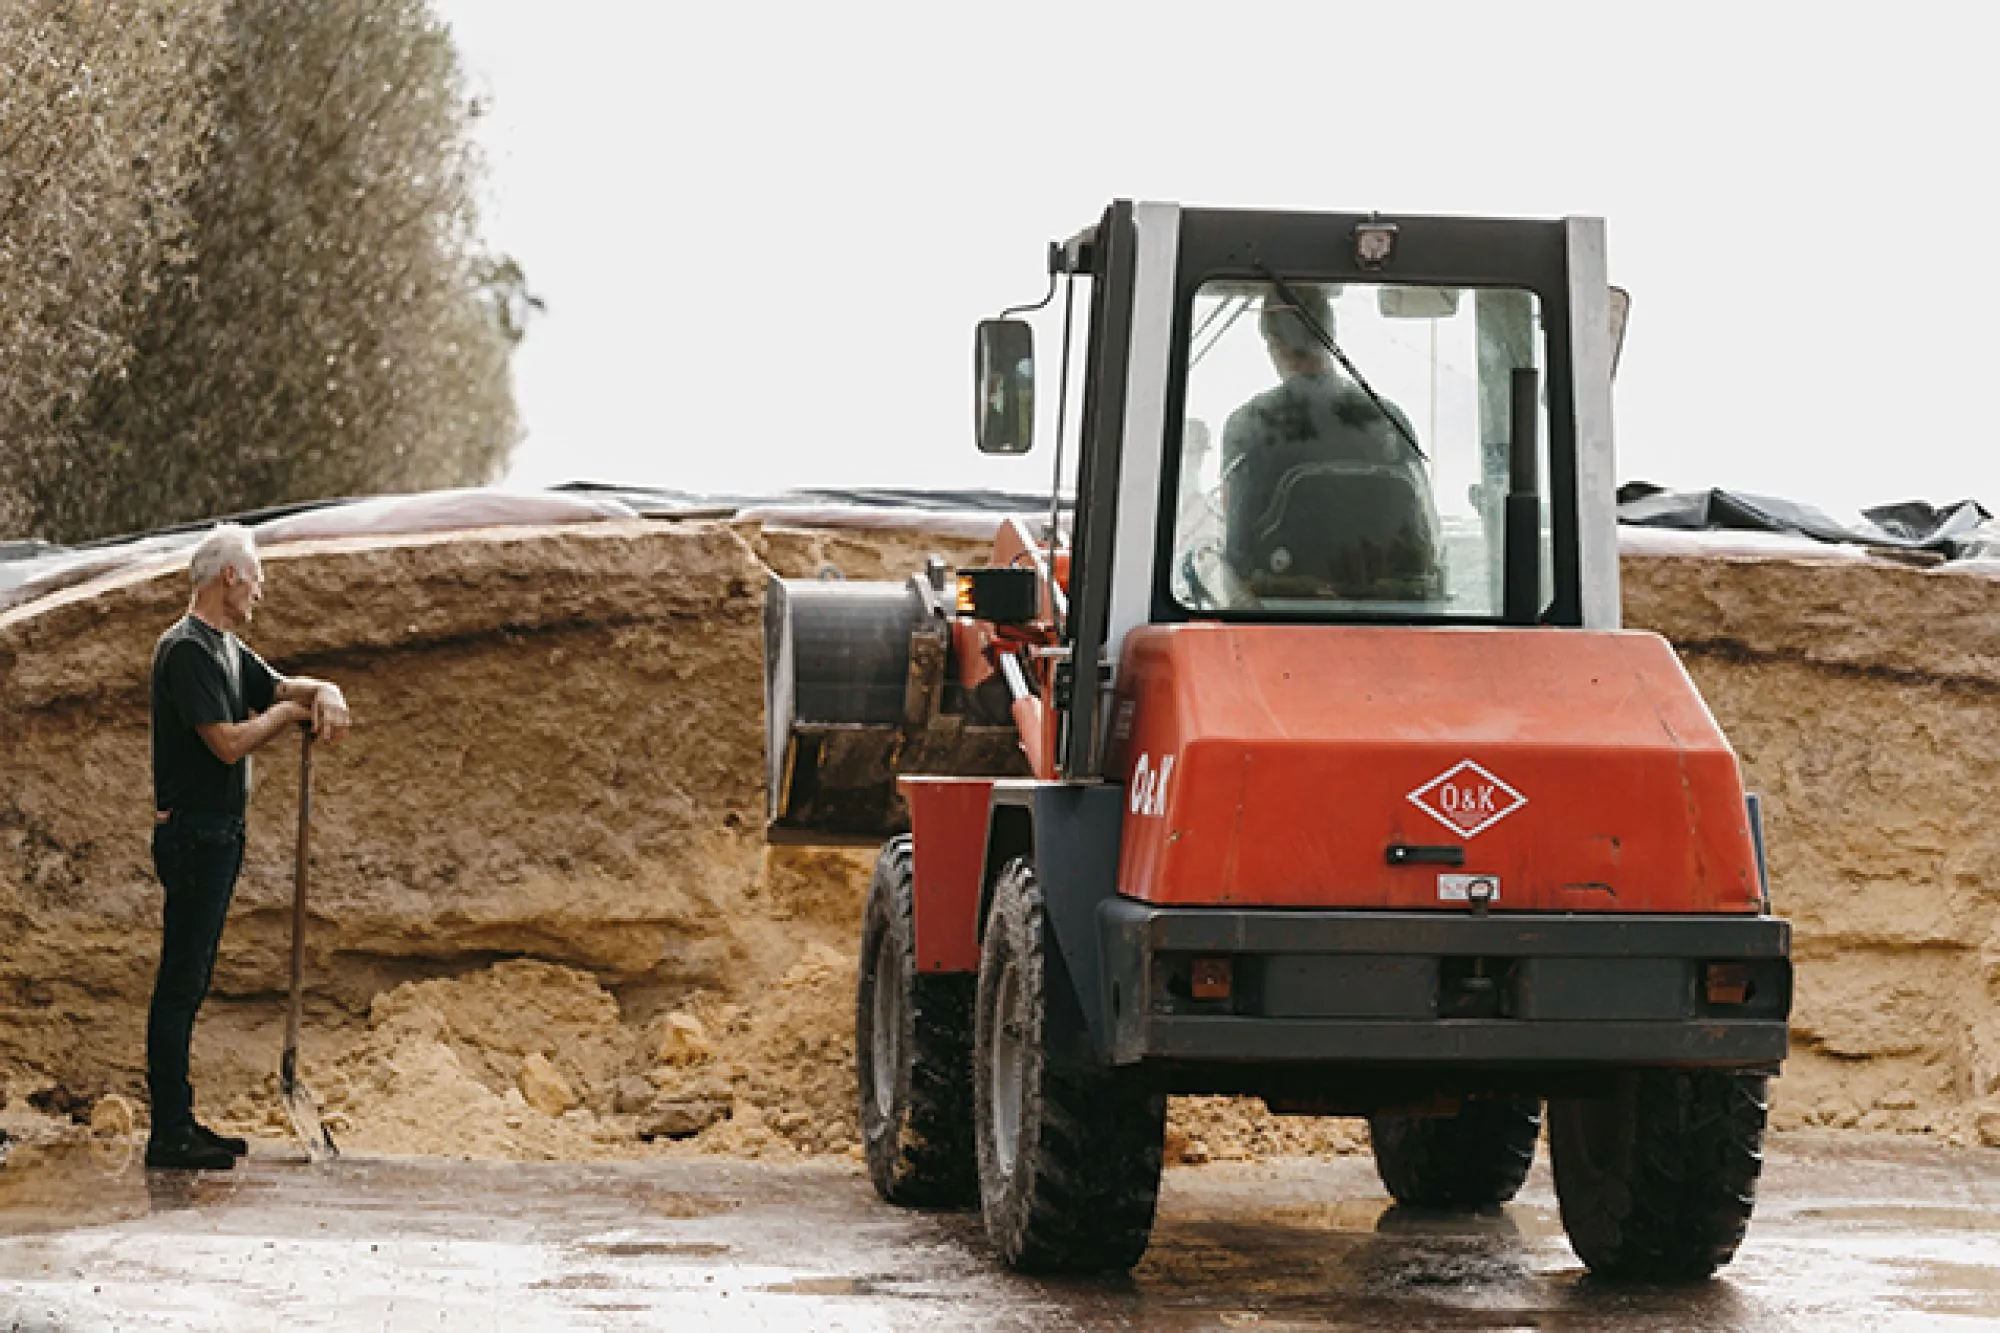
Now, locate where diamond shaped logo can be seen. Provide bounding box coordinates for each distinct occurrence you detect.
[1408,760,1527,838]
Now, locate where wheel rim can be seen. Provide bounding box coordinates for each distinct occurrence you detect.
[868,929,901,1120]
[988,956,1023,1179]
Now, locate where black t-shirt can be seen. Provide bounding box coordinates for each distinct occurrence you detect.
[150,615,281,816]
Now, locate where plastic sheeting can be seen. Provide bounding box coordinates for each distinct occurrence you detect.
[548,482,1064,528]
[0,488,636,613]
[0,486,1071,614]
[251,488,637,543]
[6,479,1997,616]
[1617,483,1993,559]
[1614,526,1873,562]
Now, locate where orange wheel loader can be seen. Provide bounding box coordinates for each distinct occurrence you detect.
[764,203,1790,1280]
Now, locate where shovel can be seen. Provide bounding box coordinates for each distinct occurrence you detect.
[280,727,338,1162]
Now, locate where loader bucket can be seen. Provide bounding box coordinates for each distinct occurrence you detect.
[763,574,1027,842]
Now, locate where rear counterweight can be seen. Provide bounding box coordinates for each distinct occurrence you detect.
[1098,901,1791,1079]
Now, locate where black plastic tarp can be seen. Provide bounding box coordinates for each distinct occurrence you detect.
[1617,483,1992,557]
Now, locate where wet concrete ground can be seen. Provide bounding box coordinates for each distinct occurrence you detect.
[1,1132,1997,1330]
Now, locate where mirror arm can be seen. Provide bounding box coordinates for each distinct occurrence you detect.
[999,269,1058,319]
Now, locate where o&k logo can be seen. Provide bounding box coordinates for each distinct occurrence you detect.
[1130,752,1174,819]
[1408,760,1526,838]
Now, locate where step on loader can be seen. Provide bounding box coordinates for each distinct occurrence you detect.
[764,202,1791,1280]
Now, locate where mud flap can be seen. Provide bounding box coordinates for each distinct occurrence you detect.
[997,783,1124,1068]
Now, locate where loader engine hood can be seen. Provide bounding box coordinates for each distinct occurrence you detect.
[1107,625,1763,913]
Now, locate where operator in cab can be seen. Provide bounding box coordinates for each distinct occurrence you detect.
[1218,286,1442,603]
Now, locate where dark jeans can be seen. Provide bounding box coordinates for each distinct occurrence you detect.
[146,811,245,1134]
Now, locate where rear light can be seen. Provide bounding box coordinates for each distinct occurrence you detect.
[1191,958,1233,1001]
[1705,962,1753,1005]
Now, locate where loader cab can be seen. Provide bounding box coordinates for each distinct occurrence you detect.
[1040,203,1623,779]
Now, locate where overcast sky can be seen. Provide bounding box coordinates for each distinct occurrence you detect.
[437,1,1997,521]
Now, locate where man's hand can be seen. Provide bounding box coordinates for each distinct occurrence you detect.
[310,685,351,743]
[275,675,351,742]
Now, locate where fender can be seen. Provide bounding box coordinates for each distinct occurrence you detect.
[901,775,1124,1065]
[899,777,990,974]
[990,781,1123,1067]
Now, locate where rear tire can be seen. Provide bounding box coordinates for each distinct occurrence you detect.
[974,856,1165,1273]
[1548,1070,1769,1280]
[855,836,976,1206]
[1369,1095,1542,1209]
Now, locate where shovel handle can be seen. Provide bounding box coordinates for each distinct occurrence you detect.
[285,730,314,1059]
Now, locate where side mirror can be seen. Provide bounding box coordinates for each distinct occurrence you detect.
[974,319,1035,454]
[1608,286,1630,379]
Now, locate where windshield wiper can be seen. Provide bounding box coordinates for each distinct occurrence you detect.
[1256,265,1427,463]
[1190,294,1254,368]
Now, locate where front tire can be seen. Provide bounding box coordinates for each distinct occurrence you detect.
[1548,1070,1769,1280]
[973,857,1165,1273]
[855,836,975,1206]
[1369,1095,1542,1209]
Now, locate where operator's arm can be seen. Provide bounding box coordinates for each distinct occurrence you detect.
[195,702,311,766]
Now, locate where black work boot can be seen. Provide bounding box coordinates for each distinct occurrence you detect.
[145,1124,236,1171]
[194,1122,249,1157]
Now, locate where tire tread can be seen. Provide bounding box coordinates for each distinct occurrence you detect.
[1369,1096,1542,1209]
[976,857,1164,1273]
[1550,1070,1769,1280]
[856,836,976,1206]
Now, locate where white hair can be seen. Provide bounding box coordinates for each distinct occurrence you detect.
[188,523,259,588]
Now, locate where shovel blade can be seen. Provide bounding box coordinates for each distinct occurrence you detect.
[280,1053,338,1163]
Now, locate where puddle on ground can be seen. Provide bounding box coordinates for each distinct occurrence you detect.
[0,1140,173,1236]
[652,1192,736,1219]
[1132,1210,1551,1316]
[755,1275,882,1296]
[578,1239,732,1258]
[3,1140,1999,1330]
[1798,1205,2000,1233]
[1257,1197,1394,1233]
[532,1272,624,1291]
[1895,1257,2000,1321]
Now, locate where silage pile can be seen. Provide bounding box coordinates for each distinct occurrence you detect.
[1624,553,2000,1142]
[4,517,1999,1161]
[0,519,948,1160]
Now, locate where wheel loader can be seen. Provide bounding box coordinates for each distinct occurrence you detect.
[763,202,1791,1280]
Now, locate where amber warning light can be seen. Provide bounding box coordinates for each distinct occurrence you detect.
[1191,958,1233,1001]
[954,567,1041,625]
[1704,963,1753,1006]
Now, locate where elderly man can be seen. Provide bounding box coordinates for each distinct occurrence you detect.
[145,524,349,1170]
